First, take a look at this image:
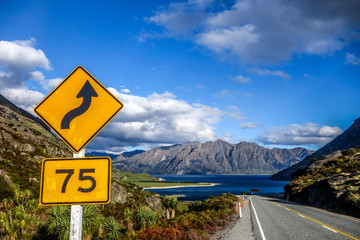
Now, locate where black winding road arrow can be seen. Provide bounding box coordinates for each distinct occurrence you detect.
[61,80,98,129]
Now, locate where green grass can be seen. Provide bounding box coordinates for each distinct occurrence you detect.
[111,169,157,182]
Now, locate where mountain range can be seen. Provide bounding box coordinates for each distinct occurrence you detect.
[113,140,313,175]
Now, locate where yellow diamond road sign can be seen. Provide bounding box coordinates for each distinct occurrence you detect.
[34,66,123,153]
[40,157,111,205]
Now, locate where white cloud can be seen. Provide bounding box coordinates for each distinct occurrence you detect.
[145,0,360,64]
[234,75,251,83]
[146,2,205,36]
[220,131,237,143]
[257,122,343,147]
[0,38,51,71]
[345,52,360,65]
[196,25,259,59]
[0,38,51,88]
[0,87,45,113]
[0,38,65,112]
[46,78,63,90]
[240,122,258,129]
[119,86,131,93]
[250,68,291,79]
[89,88,223,148]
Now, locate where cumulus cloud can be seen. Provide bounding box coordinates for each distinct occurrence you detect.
[257,122,343,147]
[0,87,45,113]
[87,88,223,149]
[0,38,65,112]
[345,52,360,65]
[145,2,207,36]
[196,25,259,59]
[145,0,360,64]
[0,38,51,88]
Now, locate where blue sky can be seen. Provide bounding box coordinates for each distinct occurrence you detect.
[0,0,359,153]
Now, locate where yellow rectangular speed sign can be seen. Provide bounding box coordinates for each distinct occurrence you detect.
[40,157,111,205]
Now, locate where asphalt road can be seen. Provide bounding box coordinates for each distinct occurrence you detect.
[250,196,360,240]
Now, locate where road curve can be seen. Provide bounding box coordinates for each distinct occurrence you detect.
[250,196,360,240]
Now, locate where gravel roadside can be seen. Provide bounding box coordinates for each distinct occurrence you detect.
[212,197,255,240]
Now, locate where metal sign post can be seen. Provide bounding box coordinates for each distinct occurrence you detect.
[70,149,85,240]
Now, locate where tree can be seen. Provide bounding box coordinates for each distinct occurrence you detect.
[162,196,178,219]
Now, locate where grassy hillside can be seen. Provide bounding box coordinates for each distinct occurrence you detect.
[285,147,360,217]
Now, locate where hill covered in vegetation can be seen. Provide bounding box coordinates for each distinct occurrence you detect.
[285,147,360,218]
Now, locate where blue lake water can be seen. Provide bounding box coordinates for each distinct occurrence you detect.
[147,175,289,201]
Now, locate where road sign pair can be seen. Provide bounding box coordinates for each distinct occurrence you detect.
[35,66,123,205]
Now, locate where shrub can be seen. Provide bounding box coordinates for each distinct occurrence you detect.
[342,148,357,157]
[137,227,185,240]
[102,216,123,240]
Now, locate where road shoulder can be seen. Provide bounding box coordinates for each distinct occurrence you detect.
[212,197,255,240]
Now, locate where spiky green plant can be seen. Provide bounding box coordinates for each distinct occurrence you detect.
[46,205,102,240]
[46,206,70,240]
[123,208,133,231]
[102,216,123,240]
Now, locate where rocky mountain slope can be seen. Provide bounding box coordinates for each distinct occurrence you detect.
[271,117,360,180]
[284,148,360,217]
[0,93,72,198]
[113,140,313,175]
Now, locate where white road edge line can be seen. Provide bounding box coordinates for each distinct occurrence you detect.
[322,225,338,233]
[298,214,305,218]
[250,197,267,240]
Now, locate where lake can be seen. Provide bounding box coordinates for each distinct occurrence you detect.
[147,175,289,201]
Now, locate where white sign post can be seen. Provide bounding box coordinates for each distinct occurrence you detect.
[70,149,85,240]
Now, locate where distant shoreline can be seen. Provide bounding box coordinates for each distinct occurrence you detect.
[143,183,219,190]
